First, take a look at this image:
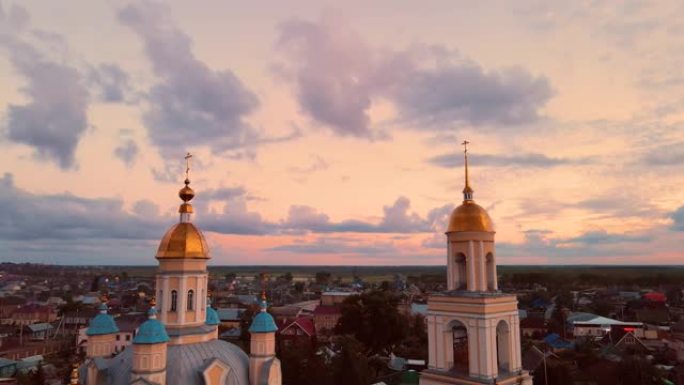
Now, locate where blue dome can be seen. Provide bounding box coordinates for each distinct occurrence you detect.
[87,304,119,336]
[206,307,220,326]
[249,311,277,333]
[133,318,169,344]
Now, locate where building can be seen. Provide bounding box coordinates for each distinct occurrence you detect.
[567,312,643,339]
[320,291,354,306]
[278,317,315,349]
[9,304,57,325]
[312,305,341,335]
[78,158,281,385]
[420,143,532,385]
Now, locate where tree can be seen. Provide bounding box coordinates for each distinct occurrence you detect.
[315,271,331,286]
[332,336,372,385]
[335,290,408,354]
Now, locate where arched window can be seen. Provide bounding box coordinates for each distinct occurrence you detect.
[170,290,177,312]
[187,290,194,311]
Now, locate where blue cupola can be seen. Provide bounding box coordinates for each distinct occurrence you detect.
[248,297,277,333]
[206,297,219,326]
[133,307,170,344]
[86,302,119,336]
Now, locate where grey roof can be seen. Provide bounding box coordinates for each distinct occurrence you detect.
[84,339,249,385]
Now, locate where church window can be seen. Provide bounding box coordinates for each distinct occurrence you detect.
[171,290,177,312]
[188,290,194,311]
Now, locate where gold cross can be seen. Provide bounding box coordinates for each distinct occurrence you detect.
[184,152,192,180]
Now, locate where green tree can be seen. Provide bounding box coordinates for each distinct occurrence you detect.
[332,336,372,385]
[335,290,409,354]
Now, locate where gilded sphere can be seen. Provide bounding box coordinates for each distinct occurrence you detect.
[447,200,494,233]
[179,185,195,202]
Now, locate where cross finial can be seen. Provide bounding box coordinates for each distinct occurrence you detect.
[461,140,473,200]
[184,152,192,184]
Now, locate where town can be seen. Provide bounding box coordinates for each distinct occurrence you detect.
[0,263,683,385]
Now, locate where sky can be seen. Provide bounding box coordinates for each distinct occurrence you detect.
[0,0,683,266]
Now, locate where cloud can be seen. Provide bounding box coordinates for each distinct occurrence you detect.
[0,4,89,170]
[0,173,164,242]
[275,15,552,137]
[113,138,139,167]
[640,142,684,165]
[118,1,260,156]
[203,186,248,201]
[498,228,652,260]
[671,207,684,231]
[428,152,587,168]
[384,52,553,127]
[266,237,399,255]
[87,63,134,103]
[282,197,434,233]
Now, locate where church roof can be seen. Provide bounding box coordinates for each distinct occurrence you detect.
[83,339,249,385]
[86,304,119,336]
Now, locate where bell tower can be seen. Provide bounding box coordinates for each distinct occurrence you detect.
[420,142,532,385]
[154,153,213,345]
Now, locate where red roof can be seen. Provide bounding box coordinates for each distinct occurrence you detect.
[643,292,666,302]
[313,305,340,315]
[280,316,315,336]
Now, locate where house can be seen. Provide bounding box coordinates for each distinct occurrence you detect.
[0,358,17,378]
[542,333,573,352]
[313,305,341,335]
[320,291,355,306]
[0,296,26,319]
[520,317,547,339]
[521,345,560,374]
[270,305,302,325]
[216,308,243,328]
[63,308,99,327]
[568,312,643,339]
[24,323,53,340]
[11,304,57,325]
[15,355,43,374]
[278,317,315,348]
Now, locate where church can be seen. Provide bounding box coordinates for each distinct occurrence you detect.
[76,143,530,385]
[78,159,282,385]
[419,142,532,385]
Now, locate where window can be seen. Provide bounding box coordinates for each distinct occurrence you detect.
[125,335,130,341]
[187,290,194,311]
[116,335,120,341]
[171,290,177,312]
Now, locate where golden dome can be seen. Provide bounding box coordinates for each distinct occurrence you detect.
[446,200,494,233]
[156,223,210,259]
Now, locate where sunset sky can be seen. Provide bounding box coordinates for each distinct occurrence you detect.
[1,0,683,265]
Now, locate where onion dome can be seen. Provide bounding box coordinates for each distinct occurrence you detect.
[133,306,169,344]
[249,296,277,333]
[155,153,210,260]
[86,302,119,336]
[446,141,495,233]
[206,299,220,326]
[156,223,210,259]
